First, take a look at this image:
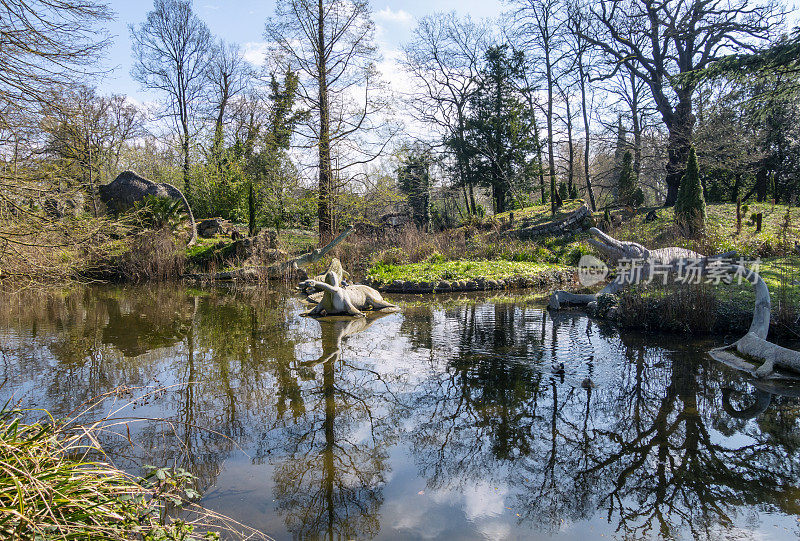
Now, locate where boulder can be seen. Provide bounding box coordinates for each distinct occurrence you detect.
[197,217,233,238]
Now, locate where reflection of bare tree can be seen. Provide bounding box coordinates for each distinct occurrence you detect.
[256,313,396,540]
[407,301,800,539]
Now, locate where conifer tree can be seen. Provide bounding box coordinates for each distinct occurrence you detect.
[675,146,706,235]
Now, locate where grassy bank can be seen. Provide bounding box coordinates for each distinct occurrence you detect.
[367,259,558,284]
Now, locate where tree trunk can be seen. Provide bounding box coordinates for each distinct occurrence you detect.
[532,113,545,204]
[468,182,477,215]
[755,165,769,202]
[317,0,334,244]
[629,71,642,179]
[565,95,574,194]
[663,91,694,207]
[212,76,229,167]
[182,133,190,200]
[545,47,559,214]
[578,58,596,211]
[248,181,256,237]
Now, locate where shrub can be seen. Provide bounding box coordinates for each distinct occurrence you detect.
[558,182,569,202]
[631,187,645,208]
[566,245,590,267]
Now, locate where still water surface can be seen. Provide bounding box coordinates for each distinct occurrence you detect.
[1,285,799,540]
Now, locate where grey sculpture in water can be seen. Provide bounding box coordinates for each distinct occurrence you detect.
[550,227,800,379]
[99,170,197,245]
[549,227,700,309]
[300,271,398,317]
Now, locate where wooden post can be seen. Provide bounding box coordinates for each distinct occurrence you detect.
[756,212,763,232]
[736,197,741,236]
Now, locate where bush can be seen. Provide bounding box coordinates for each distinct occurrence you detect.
[631,187,645,208]
[566,245,590,267]
[558,182,569,202]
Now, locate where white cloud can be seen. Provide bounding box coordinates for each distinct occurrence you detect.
[374,7,414,26]
[242,42,269,67]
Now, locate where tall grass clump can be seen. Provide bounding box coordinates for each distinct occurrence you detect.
[0,406,268,540]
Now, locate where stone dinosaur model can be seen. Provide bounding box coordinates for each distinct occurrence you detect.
[99,170,197,245]
[299,271,398,317]
[550,227,800,379]
[549,227,700,309]
[302,258,350,299]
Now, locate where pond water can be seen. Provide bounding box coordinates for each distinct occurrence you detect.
[1,285,800,540]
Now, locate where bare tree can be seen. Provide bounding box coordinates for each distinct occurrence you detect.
[265,0,389,243]
[42,87,146,213]
[512,0,567,215]
[579,0,784,206]
[565,1,596,210]
[402,13,489,216]
[130,0,211,199]
[205,40,251,162]
[0,0,111,139]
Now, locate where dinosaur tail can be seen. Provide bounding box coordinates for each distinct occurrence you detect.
[161,182,197,245]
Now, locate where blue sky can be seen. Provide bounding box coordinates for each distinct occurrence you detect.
[98,0,505,103]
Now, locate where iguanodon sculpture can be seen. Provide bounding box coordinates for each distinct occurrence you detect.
[99,170,197,245]
[299,271,398,317]
[550,227,800,379]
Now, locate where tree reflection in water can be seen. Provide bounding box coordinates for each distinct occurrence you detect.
[1,287,800,539]
[402,301,800,540]
[255,314,397,540]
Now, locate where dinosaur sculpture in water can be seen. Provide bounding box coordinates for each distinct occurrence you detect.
[99,171,197,245]
[550,227,800,379]
[549,228,700,309]
[299,271,398,317]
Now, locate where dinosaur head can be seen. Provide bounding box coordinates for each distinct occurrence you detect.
[324,270,340,287]
[587,227,650,262]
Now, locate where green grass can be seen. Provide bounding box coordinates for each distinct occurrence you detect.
[711,256,800,308]
[599,202,799,258]
[486,199,584,228]
[367,259,559,284]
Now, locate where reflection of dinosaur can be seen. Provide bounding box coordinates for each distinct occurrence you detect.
[300,271,398,317]
[721,377,800,419]
[299,313,391,378]
[550,227,800,379]
[99,171,197,245]
[721,388,773,419]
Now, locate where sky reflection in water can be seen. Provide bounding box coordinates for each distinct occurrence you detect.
[1,285,799,540]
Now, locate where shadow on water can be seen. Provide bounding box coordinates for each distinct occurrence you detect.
[1,285,800,539]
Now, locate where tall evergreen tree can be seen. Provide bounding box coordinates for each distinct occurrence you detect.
[397,146,433,230]
[466,45,536,213]
[675,146,706,235]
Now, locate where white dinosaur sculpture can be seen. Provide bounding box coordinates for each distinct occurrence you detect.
[550,227,800,378]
